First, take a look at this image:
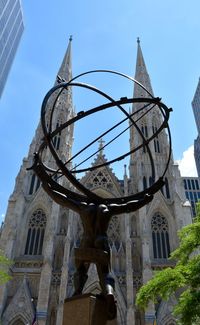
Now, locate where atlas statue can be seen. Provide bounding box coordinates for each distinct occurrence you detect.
[30,70,172,320]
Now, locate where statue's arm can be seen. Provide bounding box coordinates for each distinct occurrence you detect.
[108,194,153,215]
[42,182,81,213]
[30,154,81,213]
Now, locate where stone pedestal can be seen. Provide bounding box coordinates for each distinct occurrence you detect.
[62,294,117,325]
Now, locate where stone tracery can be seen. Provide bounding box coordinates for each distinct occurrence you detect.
[24,209,46,255]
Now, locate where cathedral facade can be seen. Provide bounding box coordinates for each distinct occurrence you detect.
[0,38,192,325]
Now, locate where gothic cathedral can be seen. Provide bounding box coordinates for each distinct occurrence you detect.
[0,38,192,325]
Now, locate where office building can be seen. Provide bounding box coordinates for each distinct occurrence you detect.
[182,176,200,217]
[0,0,24,97]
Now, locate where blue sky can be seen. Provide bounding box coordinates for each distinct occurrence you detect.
[0,0,199,220]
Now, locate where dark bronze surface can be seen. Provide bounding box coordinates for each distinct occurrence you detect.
[29,70,172,320]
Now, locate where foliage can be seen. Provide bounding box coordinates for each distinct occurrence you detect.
[136,203,200,325]
[0,251,12,285]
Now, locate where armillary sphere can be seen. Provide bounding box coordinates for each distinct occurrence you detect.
[33,70,172,204]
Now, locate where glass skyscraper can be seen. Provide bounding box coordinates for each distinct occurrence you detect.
[183,176,200,217]
[0,0,24,98]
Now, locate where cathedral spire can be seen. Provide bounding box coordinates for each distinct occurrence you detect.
[56,35,72,85]
[133,38,154,97]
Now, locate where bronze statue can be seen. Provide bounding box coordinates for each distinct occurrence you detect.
[32,154,155,319]
[30,70,172,320]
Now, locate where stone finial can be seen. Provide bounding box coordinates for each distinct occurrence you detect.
[124,164,127,176]
[98,138,105,155]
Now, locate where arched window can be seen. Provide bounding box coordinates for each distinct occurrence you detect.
[151,214,170,259]
[141,124,148,153]
[165,177,170,199]
[25,209,47,255]
[53,121,61,150]
[29,173,40,195]
[143,176,147,190]
[149,176,153,186]
[152,125,161,153]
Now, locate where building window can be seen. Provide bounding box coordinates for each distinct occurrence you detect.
[187,179,191,190]
[53,121,61,150]
[149,176,153,186]
[143,176,147,190]
[151,214,170,259]
[191,179,195,190]
[165,177,170,199]
[195,179,199,190]
[141,125,148,153]
[183,179,187,190]
[25,209,46,255]
[29,173,40,195]
[152,125,160,153]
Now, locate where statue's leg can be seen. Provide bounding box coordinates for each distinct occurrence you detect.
[73,260,89,296]
[96,262,117,320]
[94,234,117,319]
[94,234,115,295]
[73,234,93,296]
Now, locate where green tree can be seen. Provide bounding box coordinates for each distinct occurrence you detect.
[0,251,11,284]
[136,203,200,325]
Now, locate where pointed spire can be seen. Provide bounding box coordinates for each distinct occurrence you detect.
[98,138,105,156]
[55,35,72,85]
[133,38,154,97]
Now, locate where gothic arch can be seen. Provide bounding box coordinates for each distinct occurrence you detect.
[132,248,142,273]
[143,176,147,190]
[10,316,26,325]
[164,177,170,199]
[58,213,68,235]
[83,280,102,296]
[28,171,40,195]
[130,214,138,237]
[152,117,161,153]
[141,122,148,153]
[147,192,177,254]
[156,296,177,325]
[24,208,47,255]
[52,119,62,150]
[107,215,121,247]
[83,275,126,325]
[112,273,126,325]
[118,243,126,272]
[151,213,170,259]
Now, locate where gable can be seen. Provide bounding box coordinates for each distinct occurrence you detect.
[2,277,35,324]
[80,152,123,198]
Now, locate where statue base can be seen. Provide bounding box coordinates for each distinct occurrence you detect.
[62,294,117,325]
